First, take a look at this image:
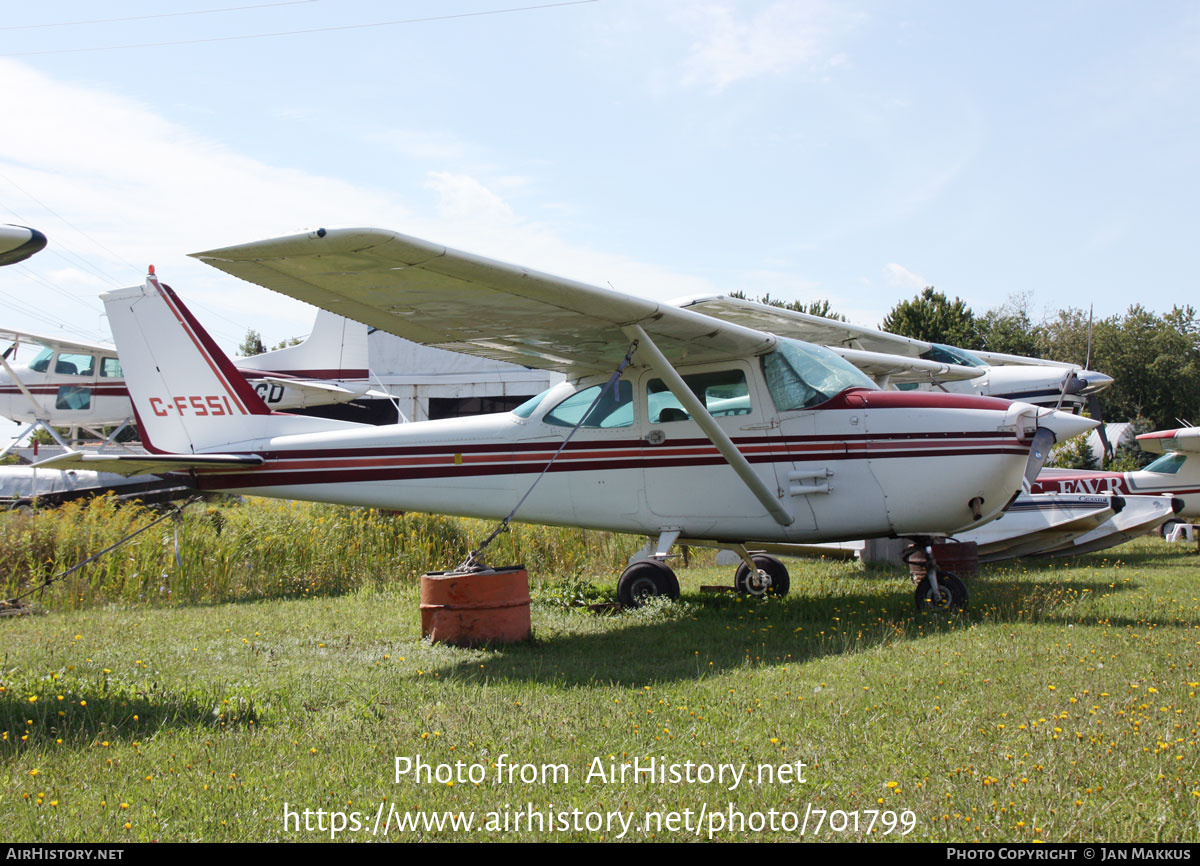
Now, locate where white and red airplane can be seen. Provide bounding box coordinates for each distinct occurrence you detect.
[0,303,383,454]
[0,225,47,267]
[38,228,1096,611]
[1033,427,1200,531]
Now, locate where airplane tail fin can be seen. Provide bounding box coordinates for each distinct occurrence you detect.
[236,308,370,380]
[102,273,361,454]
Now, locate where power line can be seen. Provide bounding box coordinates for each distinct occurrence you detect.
[0,1,319,31]
[0,1,599,57]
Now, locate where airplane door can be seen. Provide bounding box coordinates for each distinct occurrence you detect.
[539,378,642,523]
[640,363,817,538]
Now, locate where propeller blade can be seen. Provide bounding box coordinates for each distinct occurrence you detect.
[1023,426,1058,492]
[1088,393,1110,464]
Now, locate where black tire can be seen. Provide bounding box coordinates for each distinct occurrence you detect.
[617,560,680,608]
[914,572,967,613]
[734,553,791,597]
[1160,519,1182,540]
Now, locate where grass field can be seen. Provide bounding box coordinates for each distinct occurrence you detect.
[1,503,1198,842]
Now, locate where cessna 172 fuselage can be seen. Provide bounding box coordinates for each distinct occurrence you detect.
[41,228,1096,611]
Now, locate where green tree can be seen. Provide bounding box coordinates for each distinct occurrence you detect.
[976,293,1041,357]
[239,329,266,357]
[881,287,977,347]
[1046,434,1096,470]
[728,291,846,321]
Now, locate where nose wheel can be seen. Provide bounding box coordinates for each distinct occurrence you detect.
[733,553,790,597]
[906,538,969,614]
[914,572,967,612]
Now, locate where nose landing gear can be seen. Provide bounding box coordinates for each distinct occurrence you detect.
[905,538,969,613]
[733,552,791,598]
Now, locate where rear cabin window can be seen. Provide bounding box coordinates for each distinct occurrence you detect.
[761,338,877,411]
[646,369,751,423]
[511,388,553,419]
[100,357,123,378]
[55,386,91,411]
[545,381,634,428]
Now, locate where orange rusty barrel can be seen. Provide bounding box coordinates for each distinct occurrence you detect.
[420,565,531,647]
[906,541,979,583]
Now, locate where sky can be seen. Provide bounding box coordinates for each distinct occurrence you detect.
[0,0,1198,357]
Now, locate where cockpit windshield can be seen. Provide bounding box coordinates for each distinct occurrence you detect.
[762,338,878,411]
[921,344,987,368]
[1143,452,1187,475]
[29,347,53,373]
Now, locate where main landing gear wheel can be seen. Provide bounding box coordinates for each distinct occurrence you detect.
[734,553,790,598]
[914,573,967,613]
[617,560,680,608]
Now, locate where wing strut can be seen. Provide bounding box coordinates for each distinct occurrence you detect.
[621,323,793,528]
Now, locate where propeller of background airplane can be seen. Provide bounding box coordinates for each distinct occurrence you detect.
[1052,305,1111,465]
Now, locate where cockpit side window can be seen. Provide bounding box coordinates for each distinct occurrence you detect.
[646,369,751,423]
[545,381,634,428]
[55,353,95,377]
[762,338,877,411]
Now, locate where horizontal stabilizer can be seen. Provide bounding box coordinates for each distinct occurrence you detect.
[1137,428,1200,454]
[34,451,265,477]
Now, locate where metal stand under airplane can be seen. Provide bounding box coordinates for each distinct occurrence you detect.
[614,324,795,607]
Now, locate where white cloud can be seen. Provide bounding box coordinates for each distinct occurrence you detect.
[676,1,858,91]
[0,59,722,349]
[884,262,927,289]
[425,171,518,225]
[371,129,478,162]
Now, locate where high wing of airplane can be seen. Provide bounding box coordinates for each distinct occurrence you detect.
[47,227,1096,612]
[0,225,48,266]
[677,295,1114,412]
[0,306,387,455]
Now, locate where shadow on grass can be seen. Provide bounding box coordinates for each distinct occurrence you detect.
[429,571,1166,687]
[0,681,259,756]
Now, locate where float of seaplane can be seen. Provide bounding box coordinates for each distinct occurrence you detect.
[1033,427,1200,538]
[35,227,1098,611]
[952,491,1180,560]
